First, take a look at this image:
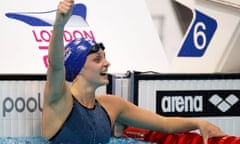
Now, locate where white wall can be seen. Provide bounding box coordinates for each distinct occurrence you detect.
[145,0,183,62]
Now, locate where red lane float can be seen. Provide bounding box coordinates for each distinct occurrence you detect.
[122,126,151,141]
[122,126,240,144]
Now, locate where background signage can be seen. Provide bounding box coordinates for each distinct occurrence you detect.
[177,10,217,57]
[133,73,240,136]
[0,0,169,74]
[156,90,240,117]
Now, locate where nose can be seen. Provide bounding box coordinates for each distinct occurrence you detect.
[104,59,110,67]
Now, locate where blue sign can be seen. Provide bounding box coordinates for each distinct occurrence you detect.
[178,10,217,57]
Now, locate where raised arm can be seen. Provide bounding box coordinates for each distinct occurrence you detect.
[45,0,74,104]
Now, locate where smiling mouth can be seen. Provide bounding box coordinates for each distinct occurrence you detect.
[100,72,108,76]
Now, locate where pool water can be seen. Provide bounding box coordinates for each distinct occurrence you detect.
[0,137,156,144]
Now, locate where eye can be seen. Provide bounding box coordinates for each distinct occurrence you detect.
[90,50,106,63]
[93,56,102,63]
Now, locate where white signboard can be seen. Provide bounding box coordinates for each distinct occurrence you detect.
[134,74,240,136]
[0,0,169,74]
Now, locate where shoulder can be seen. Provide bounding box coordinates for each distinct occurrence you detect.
[96,94,127,105]
[95,95,126,124]
[96,94,131,115]
[96,94,136,113]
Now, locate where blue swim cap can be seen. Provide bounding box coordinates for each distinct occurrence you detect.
[64,38,97,82]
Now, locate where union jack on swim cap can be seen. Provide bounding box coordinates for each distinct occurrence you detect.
[64,38,96,82]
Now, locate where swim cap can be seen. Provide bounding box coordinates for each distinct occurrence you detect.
[64,38,97,82]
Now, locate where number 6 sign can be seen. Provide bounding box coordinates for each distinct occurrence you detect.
[178,10,217,57]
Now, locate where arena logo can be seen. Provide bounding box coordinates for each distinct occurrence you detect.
[160,95,203,113]
[2,93,42,117]
[156,90,240,117]
[5,3,96,68]
[209,94,239,112]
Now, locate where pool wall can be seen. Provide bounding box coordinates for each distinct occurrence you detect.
[1,73,240,138]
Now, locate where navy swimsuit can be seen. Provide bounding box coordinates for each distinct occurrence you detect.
[49,97,112,144]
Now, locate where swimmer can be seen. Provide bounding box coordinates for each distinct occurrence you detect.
[41,0,226,143]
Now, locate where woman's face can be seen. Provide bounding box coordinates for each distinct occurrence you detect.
[80,49,110,87]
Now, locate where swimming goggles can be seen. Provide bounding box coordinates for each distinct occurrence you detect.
[88,43,105,55]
